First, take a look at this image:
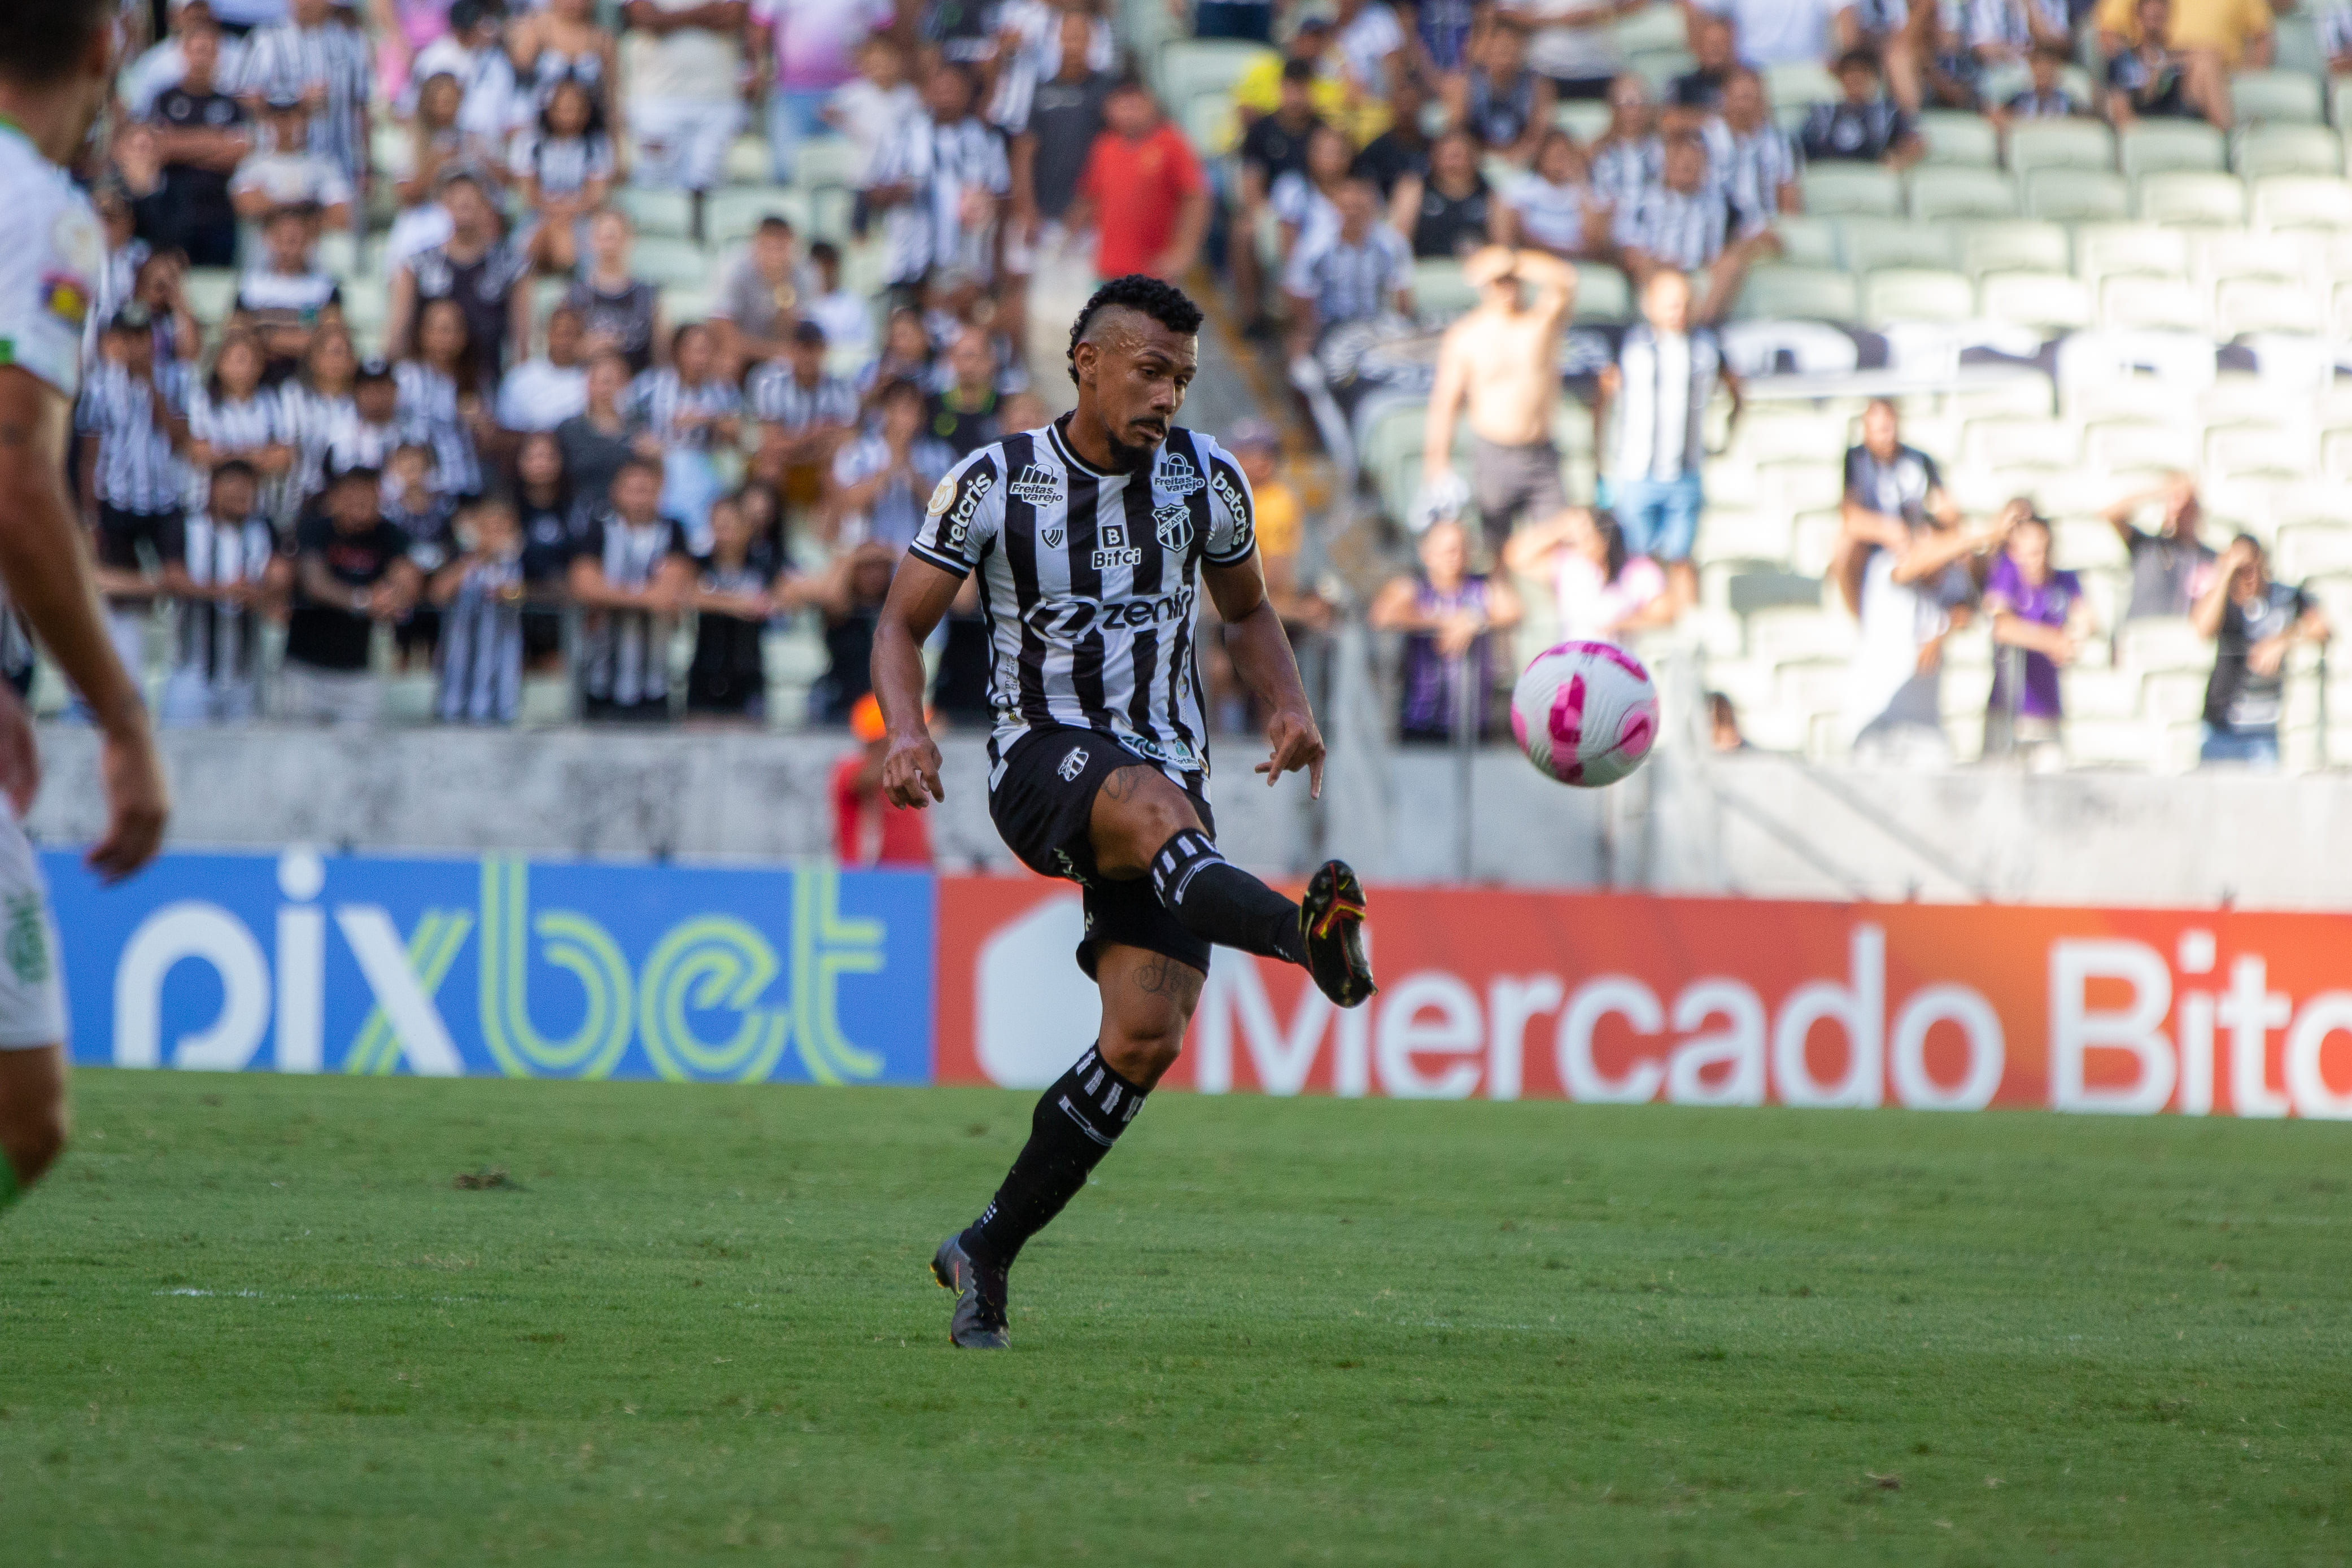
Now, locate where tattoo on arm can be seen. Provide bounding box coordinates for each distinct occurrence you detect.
[1133,953,1203,1008]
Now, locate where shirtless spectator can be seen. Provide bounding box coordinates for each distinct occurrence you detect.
[1831,397,1960,618]
[2104,470,2217,620]
[1420,246,1576,558]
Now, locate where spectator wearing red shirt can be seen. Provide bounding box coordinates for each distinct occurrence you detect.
[833,695,934,867]
[1067,80,1210,282]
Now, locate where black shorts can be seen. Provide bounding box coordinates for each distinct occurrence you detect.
[989,726,1215,981]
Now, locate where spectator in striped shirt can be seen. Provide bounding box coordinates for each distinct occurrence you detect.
[233,0,374,222]
[78,309,195,685]
[626,322,744,545]
[1992,43,2089,127]
[230,93,355,231]
[824,377,955,552]
[1282,176,1416,359]
[749,321,858,495]
[569,457,698,721]
[162,460,286,727]
[684,493,792,720]
[396,299,491,500]
[1499,128,1610,259]
[187,332,296,525]
[1799,50,1924,170]
[392,172,535,395]
[866,60,1010,292]
[431,494,529,725]
[512,77,616,277]
[2323,2,2352,75]
[235,204,342,369]
[1612,133,1778,322]
[1587,73,1661,211]
[1709,69,1803,217]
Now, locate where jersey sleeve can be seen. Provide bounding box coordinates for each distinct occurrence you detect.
[1201,438,1259,568]
[907,447,1003,578]
[0,182,101,401]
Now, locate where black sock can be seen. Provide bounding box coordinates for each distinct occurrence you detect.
[1149,829,1306,964]
[962,1046,1149,1270]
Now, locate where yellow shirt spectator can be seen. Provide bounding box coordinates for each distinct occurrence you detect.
[2093,0,2274,68]
[1232,54,1391,147]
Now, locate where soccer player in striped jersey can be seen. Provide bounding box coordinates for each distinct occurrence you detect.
[872,275,1374,1349]
[0,0,172,1219]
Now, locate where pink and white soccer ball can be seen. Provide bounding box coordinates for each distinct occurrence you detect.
[1509,641,1660,787]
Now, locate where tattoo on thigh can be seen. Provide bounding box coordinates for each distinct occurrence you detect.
[1099,765,1151,803]
[1133,953,1203,1008]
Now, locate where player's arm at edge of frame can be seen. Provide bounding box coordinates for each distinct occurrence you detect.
[1202,548,1327,801]
[0,367,169,881]
[870,553,965,810]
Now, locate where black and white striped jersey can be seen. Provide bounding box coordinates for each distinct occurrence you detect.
[908,417,1260,794]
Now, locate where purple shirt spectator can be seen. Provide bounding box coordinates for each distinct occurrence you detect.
[1985,552,2082,720]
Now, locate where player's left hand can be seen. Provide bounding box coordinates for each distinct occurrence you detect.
[1257,706,1326,800]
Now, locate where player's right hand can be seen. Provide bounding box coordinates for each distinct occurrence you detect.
[89,722,168,884]
[881,730,946,810]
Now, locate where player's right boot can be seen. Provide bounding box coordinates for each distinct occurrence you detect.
[931,1232,1010,1349]
[1299,859,1376,1009]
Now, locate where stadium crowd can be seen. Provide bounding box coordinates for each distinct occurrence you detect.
[54,0,2352,771]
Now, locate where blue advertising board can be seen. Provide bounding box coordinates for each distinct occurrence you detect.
[42,849,935,1084]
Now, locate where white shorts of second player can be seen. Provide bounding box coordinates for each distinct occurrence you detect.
[630,97,746,192]
[0,804,67,1051]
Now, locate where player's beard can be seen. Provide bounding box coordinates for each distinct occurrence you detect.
[1101,425,1162,474]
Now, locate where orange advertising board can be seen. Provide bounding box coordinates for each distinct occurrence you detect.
[938,875,2352,1117]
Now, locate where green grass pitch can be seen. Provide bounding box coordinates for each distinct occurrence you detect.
[5,1070,2351,1565]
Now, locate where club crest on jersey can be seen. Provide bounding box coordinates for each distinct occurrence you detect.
[1093,522,1142,570]
[1042,525,1064,548]
[1153,502,1193,552]
[1154,451,1205,496]
[1058,746,1090,782]
[1008,464,1061,505]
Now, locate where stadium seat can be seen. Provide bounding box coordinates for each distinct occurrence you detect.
[2231,70,2325,125]
[614,185,695,237]
[1909,166,2017,222]
[1978,270,2093,330]
[1839,215,1953,273]
[1802,164,1904,216]
[2135,171,2246,226]
[2190,229,2315,287]
[2098,273,2210,331]
[706,187,811,248]
[2006,120,2117,180]
[2074,222,2190,286]
[790,137,866,190]
[1732,264,1858,321]
[1155,40,1274,108]
[1765,62,1840,114]
[184,268,237,322]
[1553,101,1610,141]
[1613,2,1688,53]
[1861,267,1975,325]
[1572,263,1631,321]
[1918,111,2000,166]
[2053,514,2131,571]
[1963,415,2080,469]
[2206,421,2311,475]
[2118,616,2210,673]
[1413,259,1477,320]
[2275,9,2328,75]
[2251,176,2352,232]
[2083,419,2189,472]
[2118,121,2227,178]
[1628,49,1697,93]
[2277,519,2352,580]
[1945,219,2069,278]
[2021,168,2128,222]
[632,236,709,288]
[2236,125,2344,179]
[2214,277,2323,338]
[1747,605,1855,664]
[1770,214,1840,268]
[1181,95,1239,157]
[723,137,770,185]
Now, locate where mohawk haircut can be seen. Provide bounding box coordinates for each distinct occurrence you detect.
[0,0,112,85]
[1067,275,1204,387]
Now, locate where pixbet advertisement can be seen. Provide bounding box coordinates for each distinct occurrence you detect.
[937,877,2352,1117]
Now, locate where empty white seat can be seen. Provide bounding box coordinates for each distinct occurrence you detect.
[1943,217,2069,277]
[1771,214,1840,268]
[2099,273,2209,331]
[1747,605,1856,663]
[632,235,709,287]
[1918,111,2000,166]
[2021,168,2128,222]
[2006,119,2117,179]
[2205,421,2311,475]
[1155,39,1275,106]
[2053,515,2131,571]
[2277,519,2352,580]
[1766,62,1841,112]
[1803,163,1904,216]
[1862,267,1976,324]
[1963,415,2080,468]
[1733,263,1858,321]
[2135,171,2246,226]
[1572,262,1631,321]
[2252,176,2352,232]
[2118,121,2228,178]
[2237,124,2344,180]
[2214,277,2322,338]
[614,185,694,237]
[1910,165,2018,222]
[1554,100,1610,141]
[705,186,810,248]
[2190,228,2316,286]
[1695,507,1794,564]
[2118,616,2211,673]
[1613,2,1688,53]
[2083,419,2189,472]
[1839,215,1953,273]
[2231,69,2325,125]
[1413,259,1477,319]
[1979,269,2092,329]
[2074,222,2190,286]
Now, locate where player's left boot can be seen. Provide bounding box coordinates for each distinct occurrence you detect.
[1299,859,1375,1008]
[931,1232,1010,1349]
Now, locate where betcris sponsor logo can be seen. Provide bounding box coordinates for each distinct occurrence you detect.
[49,850,933,1084]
